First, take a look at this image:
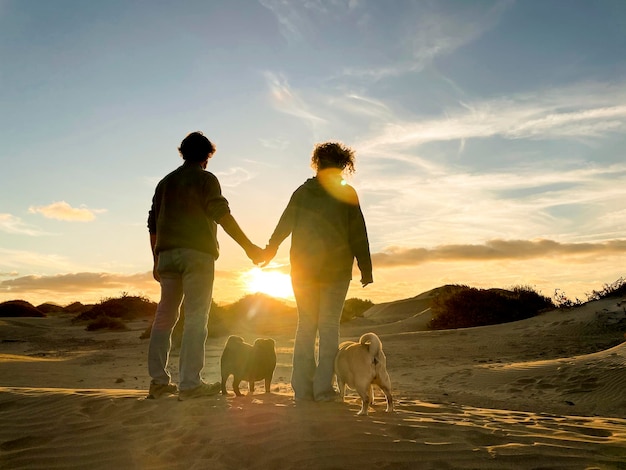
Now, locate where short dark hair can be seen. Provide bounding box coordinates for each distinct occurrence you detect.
[311,142,355,174]
[178,131,216,162]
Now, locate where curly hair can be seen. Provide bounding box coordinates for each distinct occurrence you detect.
[311,142,355,174]
[178,131,216,162]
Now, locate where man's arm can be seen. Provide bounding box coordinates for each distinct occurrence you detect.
[150,233,160,282]
[217,213,263,264]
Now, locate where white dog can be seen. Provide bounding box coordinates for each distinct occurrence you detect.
[334,332,393,416]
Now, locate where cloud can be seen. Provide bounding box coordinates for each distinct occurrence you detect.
[360,83,626,153]
[0,271,19,277]
[259,138,290,151]
[215,167,255,187]
[372,239,626,267]
[28,201,107,222]
[263,71,326,127]
[0,272,152,292]
[340,1,513,80]
[0,213,46,236]
[0,269,240,303]
[260,0,360,43]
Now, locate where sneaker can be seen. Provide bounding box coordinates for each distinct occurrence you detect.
[178,381,222,401]
[147,382,178,399]
[315,390,341,403]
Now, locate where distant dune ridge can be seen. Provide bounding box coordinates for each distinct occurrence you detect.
[1,286,625,469]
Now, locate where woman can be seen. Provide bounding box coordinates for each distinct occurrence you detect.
[263,142,373,401]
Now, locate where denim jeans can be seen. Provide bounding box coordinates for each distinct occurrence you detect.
[291,278,350,401]
[148,248,215,391]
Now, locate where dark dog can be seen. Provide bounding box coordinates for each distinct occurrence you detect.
[334,332,393,416]
[220,335,276,396]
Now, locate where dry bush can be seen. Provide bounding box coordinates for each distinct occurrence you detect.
[586,277,626,301]
[74,293,156,323]
[429,285,554,330]
[341,298,374,323]
[86,315,129,331]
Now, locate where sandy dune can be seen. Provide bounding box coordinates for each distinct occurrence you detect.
[1,292,625,469]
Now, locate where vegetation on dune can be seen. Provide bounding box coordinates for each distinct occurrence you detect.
[554,277,626,308]
[36,303,65,314]
[85,315,129,331]
[340,298,374,323]
[73,293,156,331]
[428,285,554,330]
[586,277,626,301]
[3,277,624,333]
[0,300,46,318]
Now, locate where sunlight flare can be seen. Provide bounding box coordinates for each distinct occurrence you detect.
[242,267,294,299]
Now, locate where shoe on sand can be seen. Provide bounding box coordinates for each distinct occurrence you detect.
[178,381,221,401]
[315,391,341,403]
[147,382,178,399]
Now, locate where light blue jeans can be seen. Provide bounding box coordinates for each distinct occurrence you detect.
[148,248,215,391]
[291,279,350,401]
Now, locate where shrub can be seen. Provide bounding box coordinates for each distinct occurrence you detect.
[428,285,553,330]
[74,294,156,323]
[140,294,297,342]
[586,277,626,301]
[553,289,585,309]
[341,298,374,323]
[86,315,129,331]
[36,303,64,314]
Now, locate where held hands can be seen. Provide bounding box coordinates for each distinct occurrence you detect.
[260,244,278,267]
[245,244,265,265]
[245,243,278,266]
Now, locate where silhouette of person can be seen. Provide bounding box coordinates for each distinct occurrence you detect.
[147,131,263,400]
[262,142,373,401]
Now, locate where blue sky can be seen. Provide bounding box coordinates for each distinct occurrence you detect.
[1,0,625,306]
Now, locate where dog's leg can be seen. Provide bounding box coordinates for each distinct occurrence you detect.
[264,377,271,393]
[355,381,371,416]
[249,379,255,395]
[233,377,243,397]
[336,376,346,401]
[374,374,394,413]
[220,372,229,395]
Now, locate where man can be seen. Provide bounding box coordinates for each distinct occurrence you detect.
[147,131,262,401]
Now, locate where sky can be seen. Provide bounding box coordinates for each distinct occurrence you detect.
[1,0,626,307]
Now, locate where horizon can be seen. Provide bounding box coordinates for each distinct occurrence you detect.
[2,1,626,307]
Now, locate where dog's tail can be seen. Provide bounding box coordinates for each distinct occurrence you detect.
[359,332,382,361]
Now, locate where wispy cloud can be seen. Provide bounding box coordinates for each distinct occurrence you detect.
[360,161,626,250]
[0,248,79,272]
[28,201,107,222]
[260,0,360,44]
[0,213,46,236]
[215,167,255,187]
[263,71,326,127]
[259,138,290,150]
[0,271,19,277]
[360,83,626,152]
[341,0,513,80]
[372,238,626,268]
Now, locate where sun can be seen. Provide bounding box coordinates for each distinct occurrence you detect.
[243,267,294,299]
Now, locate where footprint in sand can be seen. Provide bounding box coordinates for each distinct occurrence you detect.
[0,435,54,451]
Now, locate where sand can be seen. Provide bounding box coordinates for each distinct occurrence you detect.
[1,292,625,469]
